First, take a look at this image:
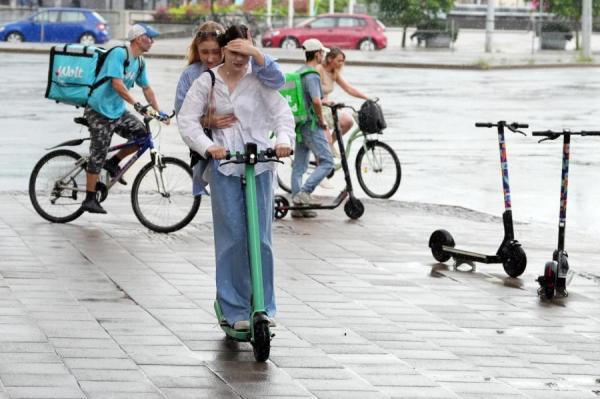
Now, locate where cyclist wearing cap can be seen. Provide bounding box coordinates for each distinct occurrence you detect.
[82,23,170,214]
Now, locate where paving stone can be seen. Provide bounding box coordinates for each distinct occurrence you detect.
[0,374,78,387]
[5,386,86,399]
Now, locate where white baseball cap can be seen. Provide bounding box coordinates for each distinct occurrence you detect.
[302,38,329,53]
[127,24,160,41]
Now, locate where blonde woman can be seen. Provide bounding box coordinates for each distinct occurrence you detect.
[178,25,294,331]
[317,48,370,140]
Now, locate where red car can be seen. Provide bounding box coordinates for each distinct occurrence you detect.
[261,13,387,51]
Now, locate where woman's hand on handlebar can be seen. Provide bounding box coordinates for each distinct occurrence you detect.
[274,144,293,158]
[207,145,228,160]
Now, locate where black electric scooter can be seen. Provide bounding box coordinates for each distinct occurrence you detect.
[274,103,364,220]
[533,129,600,299]
[428,121,528,278]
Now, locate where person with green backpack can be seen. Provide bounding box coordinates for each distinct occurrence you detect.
[289,38,335,218]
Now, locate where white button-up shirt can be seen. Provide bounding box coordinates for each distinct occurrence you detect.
[178,63,295,178]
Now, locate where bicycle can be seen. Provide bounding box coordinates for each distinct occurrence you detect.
[29,111,201,233]
[276,101,401,199]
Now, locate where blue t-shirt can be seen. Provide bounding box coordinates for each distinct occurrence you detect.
[88,46,149,119]
[298,66,322,129]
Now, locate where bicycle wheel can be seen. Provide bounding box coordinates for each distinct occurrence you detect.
[131,156,200,233]
[29,149,86,223]
[355,140,401,199]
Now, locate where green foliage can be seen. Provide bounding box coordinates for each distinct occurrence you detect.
[544,0,600,20]
[152,2,240,23]
[315,0,349,14]
[378,0,455,27]
[541,20,572,33]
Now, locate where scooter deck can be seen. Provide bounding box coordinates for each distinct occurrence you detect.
[442,246,501,263]
[214,300,250,342]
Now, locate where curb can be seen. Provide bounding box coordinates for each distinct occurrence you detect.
[2,45,600,70]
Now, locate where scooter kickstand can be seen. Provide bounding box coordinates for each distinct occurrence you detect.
[453,258,476,272]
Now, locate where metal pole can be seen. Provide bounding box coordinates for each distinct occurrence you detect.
[582,0,592,58]
[329,0,334,13]
[266,0,272,29]
[485,0,495,53]
[348,0,354,14]
[288,0,293,27]
[538,0,544,50]
[309,0,315,16]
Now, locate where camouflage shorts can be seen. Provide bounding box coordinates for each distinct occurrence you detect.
[84,107,147,174]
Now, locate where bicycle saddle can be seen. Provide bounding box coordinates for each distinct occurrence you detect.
[74,117,89,127]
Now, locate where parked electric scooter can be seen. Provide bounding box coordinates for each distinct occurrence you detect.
[428,121,528,278]
[213,142,282,362]
[533,129,600,299]
[274,103,364,220]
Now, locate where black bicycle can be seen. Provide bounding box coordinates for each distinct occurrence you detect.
[29,111,200,233]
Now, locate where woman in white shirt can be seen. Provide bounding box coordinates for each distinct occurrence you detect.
[178,25,294,331]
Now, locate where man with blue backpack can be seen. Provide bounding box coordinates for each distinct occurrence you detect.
[81,24,170,214]
[290,39,334,218]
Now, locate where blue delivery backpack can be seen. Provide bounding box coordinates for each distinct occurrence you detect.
[45,44,143,107]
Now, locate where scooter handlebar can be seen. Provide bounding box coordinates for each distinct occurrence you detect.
[475,122,493,128]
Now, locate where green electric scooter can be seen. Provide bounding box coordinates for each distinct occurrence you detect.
[213,142,282,362]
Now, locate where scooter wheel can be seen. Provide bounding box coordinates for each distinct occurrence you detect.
[344,198,364,220]
[429,229,454,262]
[273,195,289,219]
[502,243,527,278]
[252,321,271,362]
[556,255,569,295]
[542,261,557,299]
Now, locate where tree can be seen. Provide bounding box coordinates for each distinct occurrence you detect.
[378,0,455,47]
[540,0,600,48]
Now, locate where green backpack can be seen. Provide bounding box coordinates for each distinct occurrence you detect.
[279,67,320,142]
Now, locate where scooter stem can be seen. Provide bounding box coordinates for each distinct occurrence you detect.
[558,133,571,252]
[244,161,266,313]
[497,124,515,241]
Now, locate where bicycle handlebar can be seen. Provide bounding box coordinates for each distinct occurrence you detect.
[144,109,175,123]
[324,98,380,114]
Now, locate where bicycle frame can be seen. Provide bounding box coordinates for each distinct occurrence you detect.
[53,117,166,195]
[335,116,383,170]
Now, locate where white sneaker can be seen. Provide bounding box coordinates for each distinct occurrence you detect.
[268,318,277,327]
[233,320,250,331]
[293,191,320,205]
[319,179,334,189]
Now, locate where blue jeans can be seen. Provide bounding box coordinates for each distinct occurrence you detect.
[209,162,275,325]
[291,124,334,195]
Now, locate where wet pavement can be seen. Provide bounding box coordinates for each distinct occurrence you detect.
[1,38,600,398]
[1,190,600,399]
[2,53,600,235]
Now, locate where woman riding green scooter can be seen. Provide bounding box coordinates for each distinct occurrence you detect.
[178,24,294,331]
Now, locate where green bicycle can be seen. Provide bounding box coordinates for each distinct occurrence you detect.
[277,102,401,199]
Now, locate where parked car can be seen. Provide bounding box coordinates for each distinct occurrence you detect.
[261,13,387,51]
[0,7,110,44]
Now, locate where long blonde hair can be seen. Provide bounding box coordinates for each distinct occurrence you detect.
[187,21,225,65]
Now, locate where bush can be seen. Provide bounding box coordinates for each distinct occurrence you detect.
[541,20,572,33]
[541,20,573,40]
